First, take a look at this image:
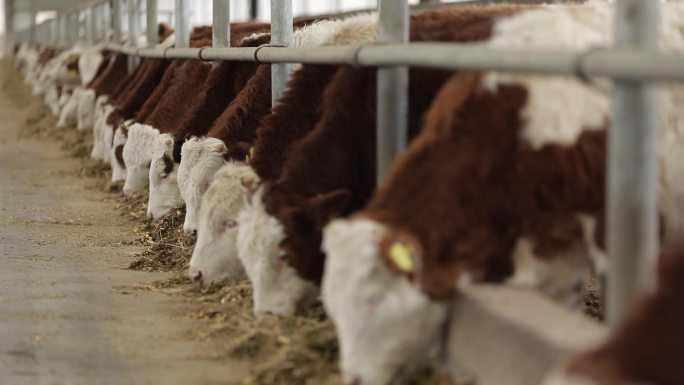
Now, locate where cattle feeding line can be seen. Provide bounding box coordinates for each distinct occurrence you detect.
[14,0,668,328]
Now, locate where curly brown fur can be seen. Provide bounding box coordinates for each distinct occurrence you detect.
[170,32,271,161]
[90,54,129,97]
[206,64,271,158]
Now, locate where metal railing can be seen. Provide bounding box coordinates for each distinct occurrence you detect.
[13,0,674,328]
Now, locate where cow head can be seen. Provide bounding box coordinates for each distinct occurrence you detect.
[122,123,159,196]
[235,187,349,317]
[76,88,97,130]
[187,162,255,286]
[147,134,182,221]
[237,186,318,317]
[322,218,449,385]
[177,137,227,235]
[91,102,113,160]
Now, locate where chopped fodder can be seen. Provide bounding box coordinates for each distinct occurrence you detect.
[582,278,603,321]
[128,205,194,272]
[117,189,148,222]
[79,159,111,178]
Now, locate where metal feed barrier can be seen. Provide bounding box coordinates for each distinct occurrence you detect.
[11,2,674,379]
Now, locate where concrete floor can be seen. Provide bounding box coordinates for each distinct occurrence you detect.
[0,64,247,385]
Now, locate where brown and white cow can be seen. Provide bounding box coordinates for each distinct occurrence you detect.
[321,3,684,385]
[233,5,526,317]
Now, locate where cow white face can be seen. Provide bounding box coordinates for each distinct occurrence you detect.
[236,187,319,317]
[111,126,128,182]
[322,218,449,385]
[77,88,96,130]
[122,123,159,196]
[91,102,112,160]
[102,117,117,164]
[57,88,78,128]
[45,85,61,116]
[147,134,182,221]
[188,162,256,285]
[177,137,227,235]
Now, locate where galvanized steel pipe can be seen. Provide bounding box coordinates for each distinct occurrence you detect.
[147,0,158,47]
[112,0,123,43]
[270,0,294,107]
[213,0,231,48]
[376,0,409,184]
[606,0,660,327]
[104,43,684,83]
[175,0,190,48]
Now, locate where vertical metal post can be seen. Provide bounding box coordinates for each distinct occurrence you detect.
[250,0,259,20]
[213,0,231,48]
[128,0,140,46]
[147,0,158,46]
[112,0,123,43]
[128,0,141,72]
[85,7,94,44]
[607,0,660,327]
[376,0,409,184]
[60,14,68,46]
[103,3,111,41]
[175,0,190,48]
[270,0,293,107]
[93,5,100,42]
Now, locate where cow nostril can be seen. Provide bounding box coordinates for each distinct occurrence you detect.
[345,375,360,385]
[146,212,154,221]
[184,228,197,237]
[188,268,202,284]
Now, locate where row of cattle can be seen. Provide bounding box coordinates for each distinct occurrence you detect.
[14,2,684,384]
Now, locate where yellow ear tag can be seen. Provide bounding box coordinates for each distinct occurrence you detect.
[388,242,414,273]
[245,147,255,163]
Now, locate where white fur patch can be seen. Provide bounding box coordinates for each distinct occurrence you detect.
[147,133,182,220]
[57,88,80,128]
[177,137,228,233]
[322,218,448,385]
[189,162,256,285]
[111,126,128,183]
[122,123,160,195]
[77,88,97,130]
[483,2,613,150]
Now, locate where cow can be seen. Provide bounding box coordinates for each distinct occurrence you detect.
[176,16,358,236]
[542,242,684,385]
[233,5,527,318]
[186,12,379,287]
[320,3,684,385]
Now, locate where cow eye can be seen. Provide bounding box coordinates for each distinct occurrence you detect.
[277,250,289,262]
[222,219,237,229]
[160,173,168,180]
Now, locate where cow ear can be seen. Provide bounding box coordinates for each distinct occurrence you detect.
[379,229,422,282]
[305,189,351,228]
[240,175,261,202]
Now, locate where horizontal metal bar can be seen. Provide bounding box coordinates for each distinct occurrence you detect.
[100,43,684,82]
